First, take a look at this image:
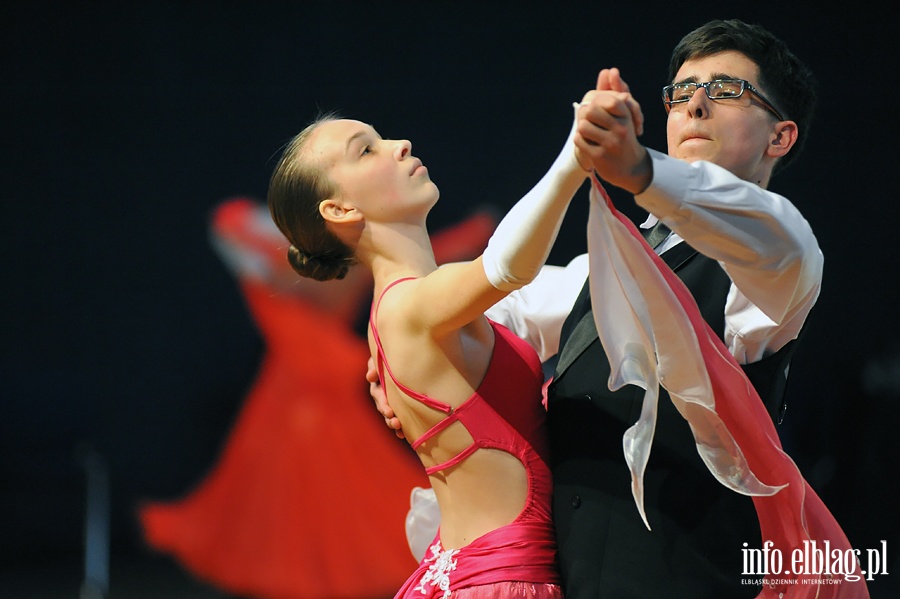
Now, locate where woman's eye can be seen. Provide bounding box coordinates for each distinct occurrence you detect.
[361,145,372,156]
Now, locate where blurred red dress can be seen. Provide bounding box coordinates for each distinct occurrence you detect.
[139,198,495,599]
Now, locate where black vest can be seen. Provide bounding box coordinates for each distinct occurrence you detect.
[546,241,798,598]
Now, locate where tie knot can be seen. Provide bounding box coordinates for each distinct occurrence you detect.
[645,220,671,249]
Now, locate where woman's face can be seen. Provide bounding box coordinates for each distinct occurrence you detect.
[309,119,438,222]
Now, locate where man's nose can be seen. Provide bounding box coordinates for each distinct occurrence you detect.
[686,88,711,118]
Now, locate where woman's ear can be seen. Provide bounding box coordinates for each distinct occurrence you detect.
[319,198,363,224]
[767,120,799,159]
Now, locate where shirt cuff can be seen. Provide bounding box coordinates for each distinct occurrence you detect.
[634,148,694,219]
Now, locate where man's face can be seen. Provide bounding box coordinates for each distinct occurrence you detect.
[666,51,782,184]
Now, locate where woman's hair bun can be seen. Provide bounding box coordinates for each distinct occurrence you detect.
[287,245,352,281]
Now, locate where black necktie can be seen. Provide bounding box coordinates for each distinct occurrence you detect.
[644,220,671,249]
[555,219,673,377]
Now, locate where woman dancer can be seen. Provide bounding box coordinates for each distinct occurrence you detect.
[267,107,588,598]
[139,197,496,598]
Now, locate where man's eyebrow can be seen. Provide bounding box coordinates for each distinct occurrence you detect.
[673,75,699,85]
[672,72,738,85]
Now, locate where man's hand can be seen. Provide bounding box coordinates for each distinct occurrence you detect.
[575,68,653,195]
[366,356,405,439]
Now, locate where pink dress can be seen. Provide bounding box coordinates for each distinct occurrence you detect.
[371,279,564,599]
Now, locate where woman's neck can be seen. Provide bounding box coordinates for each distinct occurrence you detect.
[359,221,438,286]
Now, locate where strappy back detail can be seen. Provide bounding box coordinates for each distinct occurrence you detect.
[383,286,560,597]
[370,277,477,473]
[371,278,451,415]
[370,275,549,479]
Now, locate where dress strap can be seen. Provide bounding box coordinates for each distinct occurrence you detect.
[370,278,452,413]
[423,443,481,475]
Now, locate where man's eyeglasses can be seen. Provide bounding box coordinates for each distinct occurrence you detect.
[662,79,785,121]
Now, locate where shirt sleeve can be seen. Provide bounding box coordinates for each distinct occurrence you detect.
[485,254,589,362]
[629,149,824,363]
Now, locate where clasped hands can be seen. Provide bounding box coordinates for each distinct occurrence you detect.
[574,67,653,195]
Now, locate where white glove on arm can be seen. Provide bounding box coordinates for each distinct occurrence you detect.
[482,104,588,291]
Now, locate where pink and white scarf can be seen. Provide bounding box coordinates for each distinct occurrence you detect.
[587,176,868,598]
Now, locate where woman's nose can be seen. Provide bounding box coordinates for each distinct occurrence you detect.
[394,139,411,159]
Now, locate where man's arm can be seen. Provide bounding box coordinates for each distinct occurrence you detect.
[635,150,823,362]
[574,68,822,363]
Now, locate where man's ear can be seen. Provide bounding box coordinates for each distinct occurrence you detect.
[767,120,799,159]
[319,198,363,225]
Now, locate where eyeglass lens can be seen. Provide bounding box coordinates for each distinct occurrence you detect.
[669,80,744,102]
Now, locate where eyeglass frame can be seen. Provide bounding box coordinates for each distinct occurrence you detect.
[662,79,785,121]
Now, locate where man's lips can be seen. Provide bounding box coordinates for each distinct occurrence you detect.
[680,132,711,143]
